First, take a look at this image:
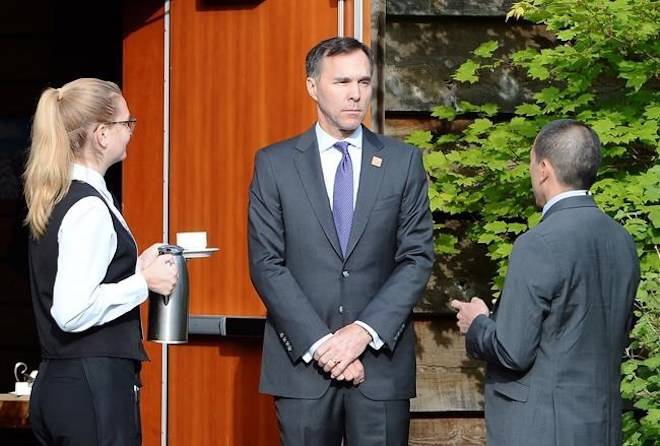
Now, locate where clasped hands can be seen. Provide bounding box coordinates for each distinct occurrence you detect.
[313,323,372,386]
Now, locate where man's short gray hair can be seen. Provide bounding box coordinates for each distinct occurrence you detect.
[533,119,601,189]
[305,37,373,79]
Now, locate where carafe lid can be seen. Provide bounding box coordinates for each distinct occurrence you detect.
[158,244,185,256]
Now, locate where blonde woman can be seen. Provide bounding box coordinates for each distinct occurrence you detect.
[25,78,177,445]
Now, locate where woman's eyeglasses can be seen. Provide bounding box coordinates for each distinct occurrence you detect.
[105,117,137,133]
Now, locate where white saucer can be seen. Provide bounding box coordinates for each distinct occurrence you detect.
[9,390,31,396]
[182,247,219,259]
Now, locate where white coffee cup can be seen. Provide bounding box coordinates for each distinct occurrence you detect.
[14,381,31,395]
[176,232,207,250]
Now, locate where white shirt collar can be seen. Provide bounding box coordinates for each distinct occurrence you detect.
[315,123,363,153]
[542,189,590,216]
[71,163,113,204]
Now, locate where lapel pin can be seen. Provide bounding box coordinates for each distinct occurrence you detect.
[371,156,382,168]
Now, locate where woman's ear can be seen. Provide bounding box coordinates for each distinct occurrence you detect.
[94,124,109,149]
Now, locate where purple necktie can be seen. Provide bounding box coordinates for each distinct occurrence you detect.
[332,141,353,256]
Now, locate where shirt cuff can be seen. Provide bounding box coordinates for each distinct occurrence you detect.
[354,321,384,350]
[122,272,150,304]
[302,333,333,363]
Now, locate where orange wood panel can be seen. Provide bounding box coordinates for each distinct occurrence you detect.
[165,1,339,445]
[169,338,277,445]
[344,0,355,37]
[169,0,339,316]
[121,1,166,444]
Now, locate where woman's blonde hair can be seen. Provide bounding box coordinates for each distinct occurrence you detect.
[24,78,122,239]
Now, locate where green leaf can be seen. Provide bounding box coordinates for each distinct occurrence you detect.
[528,59,550,80]
[515,103,542,116]
[618,60,651,91]
[507,223,528,234]
[469,118,493,135]
[644,105,660,120]
[535,87,561,105]
[431,105,457,121]
[484,221,508,234]
[556,28,577,41]
[473,40,500,58]
[435,233,459,255]
[453,60,481,84]
[480,103,500,116]
[436,134,460,145]
[423,151,448,171]
[622,361,639,375]
[492,242,513,259]
[406,130,433,149]
[647,206,660,229]
[527,212,542,228]
[642,355,660,370]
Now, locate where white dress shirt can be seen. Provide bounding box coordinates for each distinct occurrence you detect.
[50,164,148,333]
[542,189,590,216]
[301,124,385,363]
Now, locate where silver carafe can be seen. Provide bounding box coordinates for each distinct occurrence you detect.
[147,244,189,344]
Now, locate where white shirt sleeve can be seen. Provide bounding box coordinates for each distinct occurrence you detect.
[354,320,384,350]
[302,333,334,363]
[51,196,149,333]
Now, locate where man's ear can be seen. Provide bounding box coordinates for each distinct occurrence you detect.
[306,77,318,101]
[539,158,553,184]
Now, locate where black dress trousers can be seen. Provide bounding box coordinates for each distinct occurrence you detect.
[30,357,142,446]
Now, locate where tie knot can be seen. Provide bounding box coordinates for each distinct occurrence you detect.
[333,141,350,155]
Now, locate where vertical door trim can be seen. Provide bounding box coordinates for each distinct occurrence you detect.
[161,1,172,446]
[338,0,345,36]
[354,0,363,41]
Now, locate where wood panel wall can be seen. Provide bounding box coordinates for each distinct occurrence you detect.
[123,0,345,444]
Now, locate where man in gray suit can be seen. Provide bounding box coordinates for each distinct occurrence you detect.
[451,120,640,446]
[248,37,434,445]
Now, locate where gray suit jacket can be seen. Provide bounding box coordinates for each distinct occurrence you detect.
[248,125,434,400]
[467,195,640,446]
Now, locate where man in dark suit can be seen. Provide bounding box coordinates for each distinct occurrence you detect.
[248,37,434,445]
[451,120,640,446]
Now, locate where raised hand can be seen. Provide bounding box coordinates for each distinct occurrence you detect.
[450,297,489,334]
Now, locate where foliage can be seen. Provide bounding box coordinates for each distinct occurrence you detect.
[407,1,660,443]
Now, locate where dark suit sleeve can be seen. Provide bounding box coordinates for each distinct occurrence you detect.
[357,148,434,350]
[248,149,331,360]
[466,232,559,371]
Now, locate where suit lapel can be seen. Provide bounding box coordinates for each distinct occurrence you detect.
[344,127,386,260]
[293,127,343,259]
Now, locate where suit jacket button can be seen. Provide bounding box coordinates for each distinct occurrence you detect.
[287,346,292,352]
[342,271,350,278]
[279,332,284,339]
[338,305,344,314]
